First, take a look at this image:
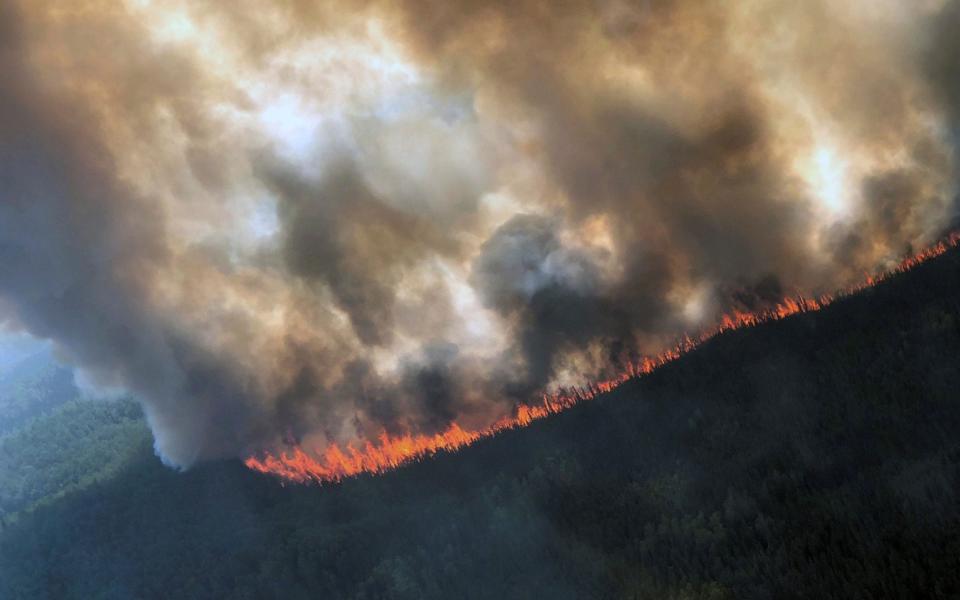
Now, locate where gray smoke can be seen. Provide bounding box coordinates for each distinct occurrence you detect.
[0,0,957,467]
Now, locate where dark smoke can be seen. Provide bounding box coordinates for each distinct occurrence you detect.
[0,0,957,466]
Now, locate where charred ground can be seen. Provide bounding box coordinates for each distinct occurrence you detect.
[3,246,960,599]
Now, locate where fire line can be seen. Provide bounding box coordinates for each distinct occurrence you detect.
[245,233,960,484]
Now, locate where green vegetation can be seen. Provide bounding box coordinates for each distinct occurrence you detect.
[0,399,149,519]
[0,349,79,436]
[2,249,960,599]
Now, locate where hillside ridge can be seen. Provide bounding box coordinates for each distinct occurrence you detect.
[2,244,960,599]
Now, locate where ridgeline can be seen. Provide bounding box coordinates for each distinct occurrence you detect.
[3,246,960,599]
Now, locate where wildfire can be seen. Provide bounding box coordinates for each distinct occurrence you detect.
[245,233,960,484]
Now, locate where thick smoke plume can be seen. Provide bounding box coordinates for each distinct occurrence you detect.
[0,0,958,467]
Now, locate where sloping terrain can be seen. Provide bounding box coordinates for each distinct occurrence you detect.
[0,348,79,436]
[2,248,960,599]
[0,399,148,519]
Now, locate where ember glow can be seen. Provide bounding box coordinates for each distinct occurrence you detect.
[245,233,960,483]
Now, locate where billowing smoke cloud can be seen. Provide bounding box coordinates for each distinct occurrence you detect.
[0,0,958,467]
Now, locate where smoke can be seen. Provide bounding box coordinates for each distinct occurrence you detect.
[0,0,958,467]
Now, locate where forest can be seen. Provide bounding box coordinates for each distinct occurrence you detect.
[2,247,960,599]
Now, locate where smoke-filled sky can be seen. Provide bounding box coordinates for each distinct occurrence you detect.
[1,0,958,467]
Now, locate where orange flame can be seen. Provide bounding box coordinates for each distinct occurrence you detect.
[245,233,960,484]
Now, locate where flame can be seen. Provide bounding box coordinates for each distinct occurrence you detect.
[245,233,960,484]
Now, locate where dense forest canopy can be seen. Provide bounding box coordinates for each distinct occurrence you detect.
[2,2,960,598]
[1,240,959,599]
